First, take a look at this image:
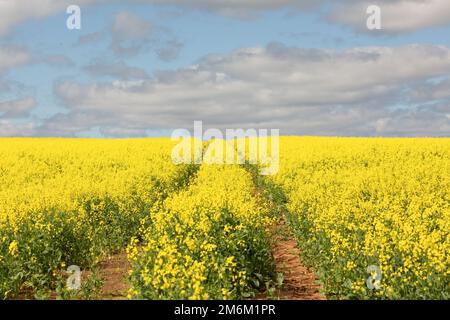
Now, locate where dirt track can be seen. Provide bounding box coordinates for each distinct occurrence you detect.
[270,218,325,300]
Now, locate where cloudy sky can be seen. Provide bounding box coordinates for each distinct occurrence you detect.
[1,0,450,137]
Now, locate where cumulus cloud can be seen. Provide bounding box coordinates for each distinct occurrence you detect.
[0,0,98,36]
[0,97,36,118]
[110,11,153,56]
[109,11,183,61]
[0,120,36,136]
[411,78,450,101]
[84,60,149,80]
[1,2,450,137]
[0,46,31,74]
[1,1,449,37]
[147,0,450,32]
[43,43,450,137]
[142,0,318,18]
[373,105,450,136]
[0,0,315,37]
[330,0,450,33]
[156,39,184,62]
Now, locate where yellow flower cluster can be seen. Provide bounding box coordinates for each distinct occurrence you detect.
[2,136,447,300]
[128,164,275,300]
[271,137,450,299]
[0,138,194,299]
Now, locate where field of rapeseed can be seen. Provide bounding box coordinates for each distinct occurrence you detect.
[0,138,195,299]
[128,165,275,299]
[271,137,450,299]
[0,137,448,300]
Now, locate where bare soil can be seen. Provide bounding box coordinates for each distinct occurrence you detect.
[268,218,325,300]
[97,252,130,300]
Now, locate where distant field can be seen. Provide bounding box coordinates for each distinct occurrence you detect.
[0,138,448,299]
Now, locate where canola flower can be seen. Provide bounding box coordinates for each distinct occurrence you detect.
[271,137,450,299]
[1,136,448,300]
[128,164,275,300]
[0,138,195,299]
[8,241,19,257]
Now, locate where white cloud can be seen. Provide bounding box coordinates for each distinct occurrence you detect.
[110,11,153,57]
[0,0,316,36]
[45,43,450,137]
[0,97,36,118]
[112,11,152,38]
[142,0,317,17]
[84,60,149,80]
[1,1,449,37]
[109,11,183,60]
[0,46,31,74]
[0,0,97,36]
[0,119,36,136]
[330,0,450,33]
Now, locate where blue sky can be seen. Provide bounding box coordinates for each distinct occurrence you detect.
[1,1,450,137]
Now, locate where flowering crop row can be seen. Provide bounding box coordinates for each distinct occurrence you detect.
[127,164,275,299]
[271,137,450,299]
[2,137,448,300]
[0,138,195,299]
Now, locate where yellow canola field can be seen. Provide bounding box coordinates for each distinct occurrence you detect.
[1,137,449,300]
[0,138,194,298]
[271,137,450,299]
[128,164,275,300]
